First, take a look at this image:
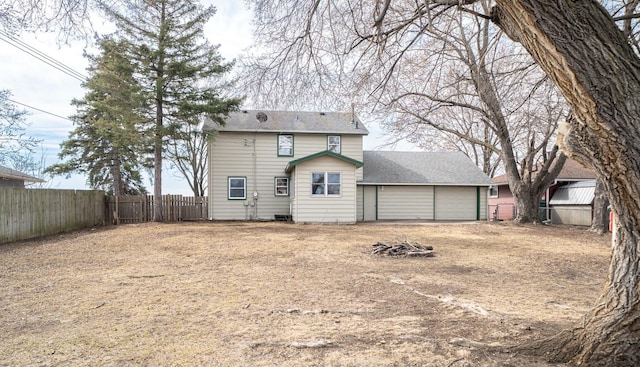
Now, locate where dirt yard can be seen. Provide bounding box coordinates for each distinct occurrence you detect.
[0,221,611,366]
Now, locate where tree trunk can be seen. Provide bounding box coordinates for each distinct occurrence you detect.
[590,178,609,234]
[492,1,640,365]
[511,182,540,223]
[112,156,122,196]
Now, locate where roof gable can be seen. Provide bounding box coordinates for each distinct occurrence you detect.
[362,151,493,186]
[204,110,369,135]
[285,150,364,173]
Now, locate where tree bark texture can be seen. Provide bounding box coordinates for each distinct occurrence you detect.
[492,1,640,365]
[590,178,610,234]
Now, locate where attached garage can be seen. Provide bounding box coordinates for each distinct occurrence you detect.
[357,151,493,221]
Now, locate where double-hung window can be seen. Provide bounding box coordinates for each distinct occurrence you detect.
[311,172,341,196]
[327,135,341,153]
[278,134,294,156]
[228,177,246,199]
[275,177,289,196]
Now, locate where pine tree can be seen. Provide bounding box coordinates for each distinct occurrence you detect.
[103,0,242,221]
[46,36,149,195]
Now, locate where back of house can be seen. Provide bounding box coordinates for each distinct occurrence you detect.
[205,110,493,223]
[204,110,367,223]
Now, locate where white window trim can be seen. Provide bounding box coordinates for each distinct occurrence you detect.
[274,177,290,196]
[228,177,247,200]
[311,171,342,197]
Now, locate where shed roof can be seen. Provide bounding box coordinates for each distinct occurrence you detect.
[549,180,596,205]
[0,165,44,183]
[203,110,369,135]
[361,151,493,186]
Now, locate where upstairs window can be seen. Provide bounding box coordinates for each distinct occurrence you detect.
[328,135,341,154]
[311,172,341,196]
[278,134,294,156]
[228,177,246,199]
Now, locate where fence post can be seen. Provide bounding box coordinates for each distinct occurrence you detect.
[115,195,120,225]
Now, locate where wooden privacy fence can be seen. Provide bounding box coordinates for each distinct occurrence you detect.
[0,188,105,243]
[106,195,208,224]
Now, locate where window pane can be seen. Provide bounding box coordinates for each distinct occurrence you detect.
[230,178,244,188]
[312,172,325,184]
[327,183,340,195]
[278,135,293,156]
[328,173,340,183]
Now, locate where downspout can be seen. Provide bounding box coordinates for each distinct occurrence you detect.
[375,186,379,221]
[252,134,258,220]
[476,186,481,220]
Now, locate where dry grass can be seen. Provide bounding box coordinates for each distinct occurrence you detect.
[0,221,611,366]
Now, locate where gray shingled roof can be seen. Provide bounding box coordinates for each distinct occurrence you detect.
[203,110,369,135]
[361,151,493,186]
[0,165,44,182]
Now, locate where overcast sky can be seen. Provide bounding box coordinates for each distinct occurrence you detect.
[0,0,410,195]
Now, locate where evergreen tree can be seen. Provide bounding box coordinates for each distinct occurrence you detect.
[46,36,149,195]
[103,0,242,221]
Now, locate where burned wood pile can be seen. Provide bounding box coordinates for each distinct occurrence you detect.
[372,241,435,257]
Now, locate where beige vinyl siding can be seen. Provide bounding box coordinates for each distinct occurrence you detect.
[293,134,364,180]
[209,132,292,220]
[434,186,477,220]
[209,131,363,220]
[377,186,434,220]
[291,156,357,223]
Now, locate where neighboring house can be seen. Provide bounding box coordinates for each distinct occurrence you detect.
[204,110,493,223]
[488,159,596,222]
[0,165,44,188]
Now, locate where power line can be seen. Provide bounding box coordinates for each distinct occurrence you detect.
[7,98,75,123]
[0,30,87,82]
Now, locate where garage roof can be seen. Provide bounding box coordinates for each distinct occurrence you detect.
[361,151,493,186]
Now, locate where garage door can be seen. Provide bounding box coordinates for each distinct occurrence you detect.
[434,186,477,220]
[377,186,433,220]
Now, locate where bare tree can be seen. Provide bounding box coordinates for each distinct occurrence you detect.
[243,0,568,223]
[167,123,211,197]
[0,0,93,38]
[244,0,640,365]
